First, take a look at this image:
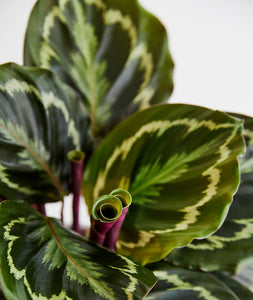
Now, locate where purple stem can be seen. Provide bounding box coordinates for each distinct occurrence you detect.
[103,207,129,251]
[38,204,46,216]
[61,200,64,224]
[31,203,46,216]
[89,219,116,246]
[89,220,117,245]
[89,226,106,245]
[71,159,84,234]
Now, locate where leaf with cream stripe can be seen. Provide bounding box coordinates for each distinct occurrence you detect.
[24,0,174,140]
[83,104,245,265]
[146,263,253,300]
[166,113,253,274]
[0,63,91,203]
[0,201,156,300]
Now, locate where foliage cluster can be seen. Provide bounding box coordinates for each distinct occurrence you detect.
[0,0,252,299]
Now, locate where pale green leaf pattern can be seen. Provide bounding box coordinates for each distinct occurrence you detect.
[0,63,91,203]
[83,104,245,264]
[0,201,156,300]
[166,113,253,273]
[24,0,174,138]
[146,263,253,300]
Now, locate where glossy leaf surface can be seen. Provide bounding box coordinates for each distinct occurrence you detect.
[83,104,245,265]
[166,113,253,273]
[0,201,156,300]
[24,0,174,139]
[146,263,253,300]
[0,63,91,203]
[235,263,253,292]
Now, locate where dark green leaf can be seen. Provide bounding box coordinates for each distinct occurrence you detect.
[0,201,156,299]
[146,263,253,300]
[24,0,174,139]
[0,284,6,300]
[83,104,245,265]
[166,113,253,273]
[213,271,253,298]
[234,263,253,291]
[0,63,91,203]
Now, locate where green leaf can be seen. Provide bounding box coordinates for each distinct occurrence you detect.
[214,271,253,297]
[0,63,91,203]
[146,263,253,300]
[235,263,253,291]
[0,200,156,300]
[24,0,174,139]
[0,284,6,300]
[83,104,245,265]
[166,113,253,273]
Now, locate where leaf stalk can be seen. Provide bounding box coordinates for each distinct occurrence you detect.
[68,150,85,234]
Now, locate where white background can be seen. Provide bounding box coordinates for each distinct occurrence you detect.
[139,0,253,116]
[1,0,253,115]
[1,0,253,222]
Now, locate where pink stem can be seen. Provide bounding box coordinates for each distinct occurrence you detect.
[89,220,117,245]
[103,207,129,251]
[31,203,46,216]
[38,204,46,216]
[71,159,84,234]
[89,226,106,245]
[61,200,64,224]
[89,219,117,246]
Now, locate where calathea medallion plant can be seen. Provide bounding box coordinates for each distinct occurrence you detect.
[0,0,252,299]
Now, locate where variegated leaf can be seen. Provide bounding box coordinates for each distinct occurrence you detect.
[83,104,245,265]
[146,263,253,300]
[166,113,253,274]
[24,0,174,139]
[0,200,156,300]
[0,63,91,203]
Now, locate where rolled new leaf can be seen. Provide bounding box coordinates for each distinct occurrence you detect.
[104,189,132,251]
[89,195,123,245]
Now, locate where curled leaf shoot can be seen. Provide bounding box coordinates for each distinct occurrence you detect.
[104,189,132,251]
[111,189,132,209]
[89,195,123,245]
[68,150,85,163]
[68,150,85,234]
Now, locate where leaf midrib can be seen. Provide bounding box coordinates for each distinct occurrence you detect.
[46,218,114,300]
[131,144,212,197]
[87,57,98,135]
[208,273,240,300]
[131,159,187,196]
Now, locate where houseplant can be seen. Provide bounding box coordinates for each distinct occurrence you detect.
[0,0,252,299]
